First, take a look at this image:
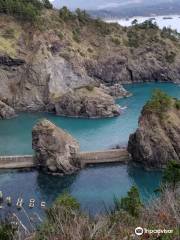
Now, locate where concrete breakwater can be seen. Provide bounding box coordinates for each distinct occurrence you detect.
[0,149,130,170]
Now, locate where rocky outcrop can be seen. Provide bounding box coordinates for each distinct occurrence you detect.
[54,86,120,118]
[100,83,131,99]
[32,119,80,175]
[128,99,180,168]
[0,101,16,119]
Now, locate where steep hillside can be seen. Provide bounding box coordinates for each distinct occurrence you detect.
[0,5,180,116]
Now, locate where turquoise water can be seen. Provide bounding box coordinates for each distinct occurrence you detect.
[0,83,179,155]
[0,83,179,218]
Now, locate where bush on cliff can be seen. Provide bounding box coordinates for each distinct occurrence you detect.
[119,186,142,217]
[143,89,172,116]
[162,160,180,191]
[0,0,52,21]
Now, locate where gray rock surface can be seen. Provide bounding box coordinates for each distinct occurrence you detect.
[32,119,80,175]
[54,86,120,118]
[128,103,180,168]
[0,100,16,119]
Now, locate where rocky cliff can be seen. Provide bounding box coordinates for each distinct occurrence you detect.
[32,119,80,175]
[0,9,180,118]
[55,86,120,118]
[0,100,16,119]
[128,91,180,168]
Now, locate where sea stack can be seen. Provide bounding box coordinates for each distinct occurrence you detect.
[128,91,180,169]
[32,119,80,175]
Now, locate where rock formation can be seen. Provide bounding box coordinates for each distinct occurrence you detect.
[128,94,180,168]
[32,119,80,175]
[100,83,131,99]
[54,87,120,118]
[0,100,16,119]
[0,11,180,118]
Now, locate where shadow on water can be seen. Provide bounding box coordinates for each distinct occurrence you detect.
[37,171,78,205]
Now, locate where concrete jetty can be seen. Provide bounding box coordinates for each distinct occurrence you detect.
[0,149,130,170]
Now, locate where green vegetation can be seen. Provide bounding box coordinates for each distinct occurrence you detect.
[174,99,180,109]
[117,186,142,217]
[0,0,52,21]
[136,20,158,30]
[162,160,180,191]
[59,6,90,23]
[0,220,16,240]
[161,27,180,41]
[144,90,172,116]
[35,186,179,240]
[54,193,80,210]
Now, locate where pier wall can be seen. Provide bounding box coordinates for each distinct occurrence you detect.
[0,155,35,169]
[0,149,130,169]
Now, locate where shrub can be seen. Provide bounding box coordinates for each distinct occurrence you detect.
[55,193,80,210]
[59,6,75,21]
[0,220,16,240]
[2,28,15,39]
[111,36,121,45]
[85,85,94,91]
[127,30,139,48]
[162,160,180,191]
[174,99,180,109]
[119,186,142,217]
[165,51,176,63]
[0,0,52,22]
[144,89,172,116]
[73,28,81,43]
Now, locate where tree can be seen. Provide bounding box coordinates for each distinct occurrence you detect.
[59,6,75,21]
[119,186,142,217]
[42,0,53,9]
[55,193,80,211]
[131,19,138,26]
[162,160,180,191]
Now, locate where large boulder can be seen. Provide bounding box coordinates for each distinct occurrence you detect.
[128,93,180,169]
[54,86,120,118]
[32,119,80,175]
[0,100,16,119]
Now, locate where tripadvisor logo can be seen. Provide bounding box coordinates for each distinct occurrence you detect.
[135,227,144,236]
[135,227,173,236]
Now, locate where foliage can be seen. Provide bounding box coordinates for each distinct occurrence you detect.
[131,19,138,25]
[144,89,172,116]
[174,99,180,110]
[75,8,90,23]
[59,6,75,21]
[54,193,80,210]
[111,36,121,45]
[119,186,142,217]
[161,27,180,41]
[73,28,81,43]
[162,160,180,191]
[0,0,52,22]
[0,220,16,240]
[137,20,158,30]
[127,30,139,48]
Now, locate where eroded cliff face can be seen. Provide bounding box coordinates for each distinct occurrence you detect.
[32,119,80,175]
[128,100,180,168]
[0,100,16,119]
[0,12,180,117]
[55,87,120,118]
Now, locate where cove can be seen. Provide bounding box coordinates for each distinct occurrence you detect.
[0,83,179,217]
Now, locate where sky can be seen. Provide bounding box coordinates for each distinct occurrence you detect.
[51,0,176,10]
